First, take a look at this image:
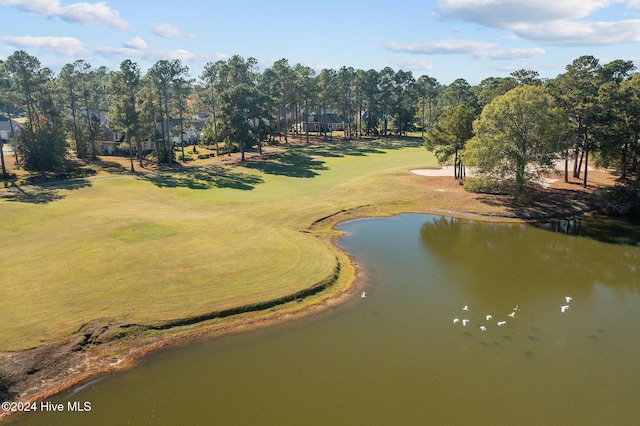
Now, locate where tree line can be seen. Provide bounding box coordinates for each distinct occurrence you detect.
[1,51,639,202]
[0,51,430,175]
[424,57,640,201]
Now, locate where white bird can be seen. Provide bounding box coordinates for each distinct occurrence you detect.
[486,315,492,321]
[561,305,569,313]
[462,305,469,311]
[514,304,520,311]
[361,291,366,298]
[453,318,460,324]
[462,319,470,326]
[508,312,516,318]
[565,296,572,303]
[497,321,506,326]
[480,325,487,331]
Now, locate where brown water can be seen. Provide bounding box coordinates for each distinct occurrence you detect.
[15,214,640,425]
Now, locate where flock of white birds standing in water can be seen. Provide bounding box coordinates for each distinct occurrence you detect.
[452,297,573,331]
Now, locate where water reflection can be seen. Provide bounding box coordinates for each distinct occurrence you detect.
[16,214,640,426]
[530,215,640,246]
[420,215,640,297]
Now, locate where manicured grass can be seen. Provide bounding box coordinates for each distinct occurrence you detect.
[0,138,438,350]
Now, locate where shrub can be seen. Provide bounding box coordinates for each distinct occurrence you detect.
[597,183,640,216]
[463,176,510,194]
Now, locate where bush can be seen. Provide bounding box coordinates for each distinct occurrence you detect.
[179,155,194,162]
[597,183,640,216]
[463,176,511,195]
[15,118,68,173]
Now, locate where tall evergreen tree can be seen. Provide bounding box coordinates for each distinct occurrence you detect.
[216,55,260,161]
[147,59,191,164]
[548,56,602,186]
[200,60,225,155]
[424,103,476,179]
[3,51,67,172]
[109,60,143,171]
[415,75,441,137]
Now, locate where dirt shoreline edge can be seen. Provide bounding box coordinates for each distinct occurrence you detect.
[0,175,611,423]
[0,210,364,423]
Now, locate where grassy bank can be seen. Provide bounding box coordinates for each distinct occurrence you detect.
[0,138,441,351]
[0,137,613,412]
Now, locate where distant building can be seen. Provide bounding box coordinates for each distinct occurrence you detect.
[0,115,23,142]
[296,112,345,132]
[156,118,199,145]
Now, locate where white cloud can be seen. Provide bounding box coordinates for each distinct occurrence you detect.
[94,46,140,58]
[123,37,148,50]
[0,0,58,15]
[389,58,435,71]
[3,35,87,56]
[383,39,545,62]
[384,39,497,55]
[0,0,130,30]
[96,46,199,63]
[168,49,199,61]
[437,0,619,26]
[151,23,196,38]
[475,48,546,60]
[513,19,640,45]
[437,0,640,46]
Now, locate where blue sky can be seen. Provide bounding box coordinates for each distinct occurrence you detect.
[1,0,639,84]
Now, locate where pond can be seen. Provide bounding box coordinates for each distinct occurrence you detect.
[530,214,640,246]
[16,214,640,425]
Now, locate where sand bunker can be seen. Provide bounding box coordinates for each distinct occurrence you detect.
[411,167,558,188]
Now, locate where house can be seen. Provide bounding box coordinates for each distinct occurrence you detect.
[0,115,23,142]
[156,118,199,145]
[93,110,157,155]
[98,129,125,155]
[296,112,345,132]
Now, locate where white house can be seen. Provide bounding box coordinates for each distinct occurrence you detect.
[0,115,23,142]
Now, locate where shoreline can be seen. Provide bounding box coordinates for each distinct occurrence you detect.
[0,165,616,423]
[0,218,365,423]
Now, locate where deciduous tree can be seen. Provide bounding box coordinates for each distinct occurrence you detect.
[463,86,570,200]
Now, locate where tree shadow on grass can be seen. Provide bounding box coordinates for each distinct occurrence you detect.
[91,159,128,174]
[476,187,601,220]
[373,136,424,149]
[302,137,423,159]
[304,144,383,158]
[243,151,328,178]
[139,166,264,190]
[0,180,92,204]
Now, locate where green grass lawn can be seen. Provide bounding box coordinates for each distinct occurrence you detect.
[0,138,438,350]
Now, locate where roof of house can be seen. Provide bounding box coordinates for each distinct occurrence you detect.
[307,112,345,124]
[0,115,23,133]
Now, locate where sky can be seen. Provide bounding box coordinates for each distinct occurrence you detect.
[0,0,639,85]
